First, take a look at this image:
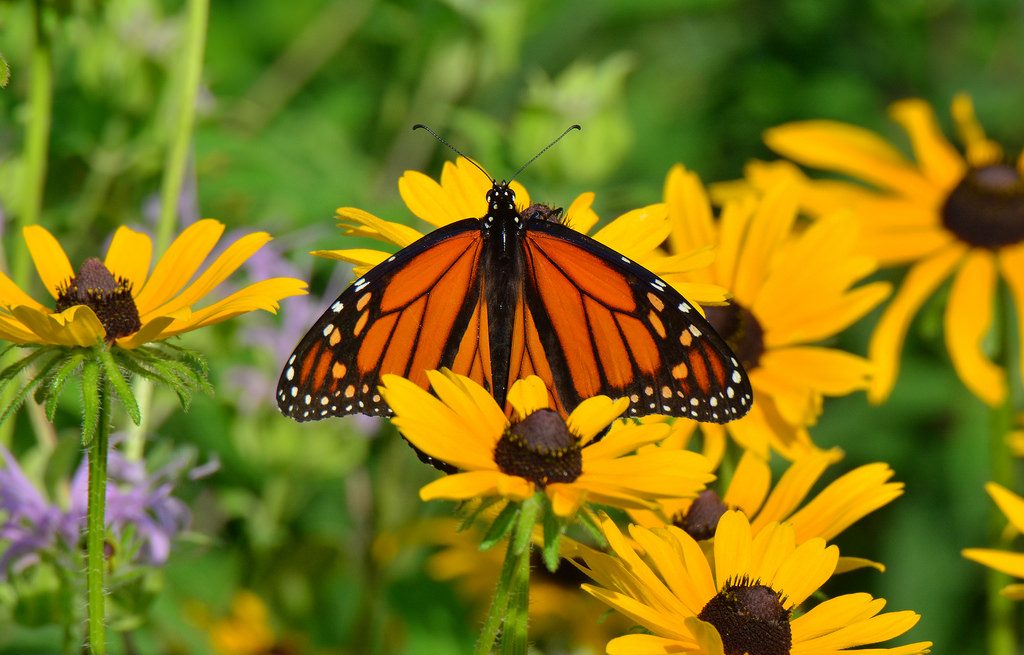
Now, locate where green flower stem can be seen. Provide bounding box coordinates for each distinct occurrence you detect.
[126,0,209,459]
[987,282,1019,655]
[86,375,112,654]
[0,0,53,448]
[475,495,540,655]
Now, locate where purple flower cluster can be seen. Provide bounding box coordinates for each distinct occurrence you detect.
[0,444,215,577]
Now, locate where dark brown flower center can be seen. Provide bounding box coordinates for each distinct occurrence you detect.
[674,489,729,540]
[55,258,141,341]
[941,164,1024,249]
[493,409,582,487]
[704,302,764,371]
[698,577,792,655]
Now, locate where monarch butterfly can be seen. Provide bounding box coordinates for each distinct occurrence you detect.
[277,128,752,424]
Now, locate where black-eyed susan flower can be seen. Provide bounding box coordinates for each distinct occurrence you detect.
[661,165,890,461]
[314,157,728,307]
[763,95,1024,406]
[630,441,903,571]
[963,483,1024,599]
[0,220,307,349]
[575,511,932,655]
[378,369,714,517]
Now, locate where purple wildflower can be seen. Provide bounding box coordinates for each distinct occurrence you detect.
[0,443,216,576]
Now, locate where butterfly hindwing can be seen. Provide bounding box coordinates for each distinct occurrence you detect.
[519,219,752,421]
[277,219,486,420]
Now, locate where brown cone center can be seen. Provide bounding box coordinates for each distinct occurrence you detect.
[675,489,729,541]
[941,164,1024,249]
[493,409,582,487]
[55,258,141,341]
[698,577,792,655]
[704,302,765,371]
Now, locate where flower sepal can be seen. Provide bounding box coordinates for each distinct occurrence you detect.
[0,339,211,446]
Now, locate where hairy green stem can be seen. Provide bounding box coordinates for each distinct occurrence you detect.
[126,0,209,459]
[1,0,53,448]
[987,282,1019,655]
[475,495,539,655]
[86,376,112,654]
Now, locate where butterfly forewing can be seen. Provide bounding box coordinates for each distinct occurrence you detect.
[519,220,752,422]
[276,219,486,420]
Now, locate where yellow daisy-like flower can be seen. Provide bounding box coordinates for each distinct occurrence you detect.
[314,157,728,307]
[963,483,1024,599]
[0,220,307,349]
[763,94,1024,406]
[663,165,891,460]
[630,441,903,572]
[378,369,714,517]
[576,511,932,655]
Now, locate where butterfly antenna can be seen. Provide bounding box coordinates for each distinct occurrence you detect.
[412,124,493,181]
[509,124,581,182]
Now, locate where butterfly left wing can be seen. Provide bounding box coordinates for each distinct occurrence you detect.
[518,220,752,422]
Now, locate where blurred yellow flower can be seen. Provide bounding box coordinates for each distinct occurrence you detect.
[575,512,932,655]
[379,369,713,517]
[963,483,1024,599]
[314,156,727,307]
[763,95,1024,406]
[630,441,903,572]
[661,165,890,461]
[0,220,307,349]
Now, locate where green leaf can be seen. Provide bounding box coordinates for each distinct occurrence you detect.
[511,493,542,556]
[0,52,9,88]
[81,360,100,446]
[97,347,140,425]
[575,509,607,549]
[0,346,50,385]
[0,353,60,426]
[459,497,502,532]
[480,502,520,551]
[44,353,85,420]
[118,354,191,409]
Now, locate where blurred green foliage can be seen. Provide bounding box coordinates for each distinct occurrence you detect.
[1,0,1023,653]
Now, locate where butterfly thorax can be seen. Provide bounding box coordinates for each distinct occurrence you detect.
[481,181,527,407]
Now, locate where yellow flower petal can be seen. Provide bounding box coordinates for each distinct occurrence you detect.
[606,633,690,655]
[665,164,717,256]
[115,316,176,349]
[583,422,671,460]
[425,370,507,445]
[310,248,389,279]
[951,93,1003,166]
[998,244,1024,398]
[133,219,226,315]
[335,207,424,248]
[0,271,46,312]
[944,249,1005,405]
[772,538,837,608]
[103,226,153,290]
[419,470,533,503]
[0,313,41,343]
[565,192,598,233]
[868,244,966,403]
[143,231,274,321]
[721,449,771,517]
[765,120,935,200]
[888,99,965,189]
[591,204,670,261]
[786,461,901,543]
[568,395,628,445]
[12,305,105,347]
[986,482,1024,534]
[507,376,551,420]
[152,278,307,339]
[760,346,874,397]
[379,374,495,470]
[713,511,751,588]
[731,182,798,306]
[23,225,74,299]
[963,546,1024,577]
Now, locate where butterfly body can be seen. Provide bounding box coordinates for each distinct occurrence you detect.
[278,181,752,423]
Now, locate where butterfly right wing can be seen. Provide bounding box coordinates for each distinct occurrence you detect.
[276,218,487,420]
